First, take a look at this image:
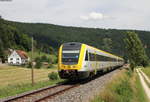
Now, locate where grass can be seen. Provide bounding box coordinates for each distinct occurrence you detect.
[0,64,64,98]
[141,66,150,78]
[0,65,57,88]
[91,69,149,102]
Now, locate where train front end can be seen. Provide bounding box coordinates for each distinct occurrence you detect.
[58,42,88,79]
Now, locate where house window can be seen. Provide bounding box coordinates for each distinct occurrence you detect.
[17,58,19,60]
[17,62,20,64]
[10,58,13,60]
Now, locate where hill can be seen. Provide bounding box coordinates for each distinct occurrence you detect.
[0,19,32,61]
[1,19,150,58]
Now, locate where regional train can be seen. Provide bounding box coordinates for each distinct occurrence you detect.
[58,42,124,79]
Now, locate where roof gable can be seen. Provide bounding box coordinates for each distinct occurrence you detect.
[9,51,20,58]
[16,50,28,59]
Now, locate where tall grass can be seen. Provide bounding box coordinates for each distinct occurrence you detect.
[91,69,148,102]
[142,67,150,78]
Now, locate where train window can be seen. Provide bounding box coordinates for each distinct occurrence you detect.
[89,53,119,62]
[95,54,116,62]
[85,51,88,61]
[62,52,79,64]
[89,53,95,61]
[99,55,107,61]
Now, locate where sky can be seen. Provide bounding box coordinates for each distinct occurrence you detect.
[0,0,150,31]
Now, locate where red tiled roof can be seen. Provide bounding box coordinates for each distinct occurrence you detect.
[16,50,28,59]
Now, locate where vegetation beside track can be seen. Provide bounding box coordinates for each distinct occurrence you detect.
[141,66,150,78]
[0,79,64,98]
[91,69,148,102]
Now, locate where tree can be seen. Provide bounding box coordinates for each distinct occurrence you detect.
[124,31,149,70]
[0,39,5,63]
[35,58,42,69]
[101,38,112,52]
[49,46,54,54]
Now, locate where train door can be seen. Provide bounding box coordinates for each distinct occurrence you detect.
[94,52,97,75]
[84,50,89,69]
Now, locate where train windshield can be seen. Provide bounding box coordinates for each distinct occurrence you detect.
[62,50,79,65]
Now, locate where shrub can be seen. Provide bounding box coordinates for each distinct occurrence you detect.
[27,62,32,68]
[41,55,48,62]
[48,72,59,80]
[35,57,41,62]
[35,60,42,69]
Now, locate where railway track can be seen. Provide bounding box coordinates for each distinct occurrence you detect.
[1,66,125,102]
[2,83,80,102]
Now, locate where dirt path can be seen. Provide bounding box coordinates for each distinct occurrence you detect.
[0,63,8,67]
[136,69,150,100]
[139,69,150,84]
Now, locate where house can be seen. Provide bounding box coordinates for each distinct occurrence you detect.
[8,50,29,65]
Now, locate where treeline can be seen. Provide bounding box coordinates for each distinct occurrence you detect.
[0,18,55,61]
[6,20,150,58]
[1,18,150,59]
[0,19,32,51]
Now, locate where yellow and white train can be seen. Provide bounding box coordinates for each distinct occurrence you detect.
[58,42,124,79]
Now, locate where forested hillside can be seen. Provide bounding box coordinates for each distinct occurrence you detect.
[0,19,32,60]
[1,18,150,58]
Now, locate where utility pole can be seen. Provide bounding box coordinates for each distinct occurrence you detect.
[31,37,34,86]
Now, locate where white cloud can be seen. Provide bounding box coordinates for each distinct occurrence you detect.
[80,12,105,20]
[0,0,150,30]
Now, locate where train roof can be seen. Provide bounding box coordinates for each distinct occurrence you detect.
[61,42,123,60]
[84,44,123,60]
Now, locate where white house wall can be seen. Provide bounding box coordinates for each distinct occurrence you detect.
[8,51,22,65]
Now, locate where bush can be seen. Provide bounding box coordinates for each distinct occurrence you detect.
[41,55,48,62]
[53,57,58,64]
[35,60,42,69]
[48,72,59,80]
[35,57,41,62]
[27,62,32,68]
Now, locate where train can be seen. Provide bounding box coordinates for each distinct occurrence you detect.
[58,42,124,79]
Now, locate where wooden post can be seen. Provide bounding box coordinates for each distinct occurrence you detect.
[31,37,34,86]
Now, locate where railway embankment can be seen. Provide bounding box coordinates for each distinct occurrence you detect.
[91,68,149,102]
[42,68,124,102]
